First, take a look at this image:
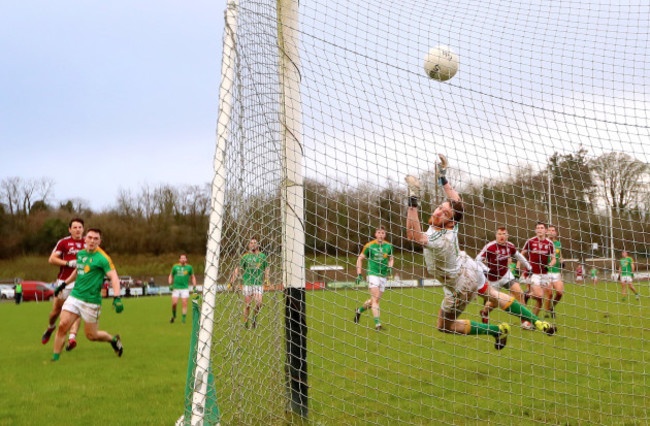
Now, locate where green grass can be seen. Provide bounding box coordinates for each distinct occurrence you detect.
[0,296,193,425]
[2,282,648,425]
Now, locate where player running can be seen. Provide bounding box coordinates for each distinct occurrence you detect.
[575,264,584,284]
[619,251,640,301]
[404,154,556,350]
[52,228,124,361]
[544,225,564,319]
[476,226,531,324]
[168,254,197,323]
[354,226,394,330]
[520,222,556,329]
[228,238,270,329]
[42,218,85,351]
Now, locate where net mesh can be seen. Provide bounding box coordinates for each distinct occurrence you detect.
[194,0,650,424]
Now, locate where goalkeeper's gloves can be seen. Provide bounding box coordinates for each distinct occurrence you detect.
[355,274,363,285]
[65,260,77,268]
[112,297,124,313]
[436,153,449,186]
[54,282,67,297]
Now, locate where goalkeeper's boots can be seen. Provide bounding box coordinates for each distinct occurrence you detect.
[354,309,361,324]
[111,334,124,357]
[479,308,489,324]
[535,320,557,336]
[494,323,510,350]
[42,326,55,344]
[65,338,77,352]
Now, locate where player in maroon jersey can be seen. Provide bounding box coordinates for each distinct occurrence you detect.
[476,226,532,324]
[41,218,85,350]
[520,222,556,328]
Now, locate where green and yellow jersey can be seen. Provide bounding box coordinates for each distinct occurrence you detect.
[620,257,634,277]
[590,268,597,278]
[71,248,115,305]
[240,252,268,286]
[547,240,562,273]
[361,240,393,277]
[170,264,194,289]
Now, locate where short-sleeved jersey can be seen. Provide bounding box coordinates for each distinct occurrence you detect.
[547,240,562,273]
[240,252,268,286]
[70,248,115,304]
[590,268,597,277]
[52,236,85,281]
[576,265,584,276]
[476,240,521,282]
[170,264,194,289]
[620,257,634,276]
[423,224,460,281]
[361,240,393,277]
[522,237,554,275]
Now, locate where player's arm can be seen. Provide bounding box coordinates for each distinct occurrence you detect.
[356,253,366,277]
[228,267,239,288]
[48,250,70,267]
[264,266,270,285]
[191,272,197,291]
[106,269,121,297]
[514,250,532,272]
[55,269,78,296]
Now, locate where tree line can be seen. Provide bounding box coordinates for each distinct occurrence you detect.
[1,149,649,264]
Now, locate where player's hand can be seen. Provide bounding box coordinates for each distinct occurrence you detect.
[54,282,66,297]
[355,274,363,285]
[264,279,270,287]
[437,154,448,185]
[169,285,173,291]
[112,297,124,313]
[65,260,77,268]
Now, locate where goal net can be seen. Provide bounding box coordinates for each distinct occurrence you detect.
[186,0,650,424]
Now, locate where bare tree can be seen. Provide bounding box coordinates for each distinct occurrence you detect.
[591,152,650,213]
[0,177,55,215]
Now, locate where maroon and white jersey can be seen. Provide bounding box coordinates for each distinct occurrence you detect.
[476,241,529,282]
[52,236,85,280]
[522,237,554,275]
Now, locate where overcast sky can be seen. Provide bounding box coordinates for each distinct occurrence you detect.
[1,1,224,210]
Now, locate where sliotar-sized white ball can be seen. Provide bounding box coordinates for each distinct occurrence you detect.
[424,45,458,82]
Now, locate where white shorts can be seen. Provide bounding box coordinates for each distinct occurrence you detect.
[55,279,75,300]
[548,272,562,282]
[576,275,584,282]
[529,273,551,288]
[621,275,633,283]
[440,253,486,316]
[487,271,516,291]
[62,295,101,323]
[172,289,191,299]
[367,275,387,292]
[242,285,264,297]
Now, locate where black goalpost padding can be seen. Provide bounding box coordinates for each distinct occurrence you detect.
[284,287,308,418]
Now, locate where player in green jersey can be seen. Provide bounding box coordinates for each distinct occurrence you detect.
[228,238,269,328]
[544,225,564,319]
[590,266,598,285]
[52,229,124,361]
[353,226,394,330]
[168,254,197,323]
[619,251,640,301]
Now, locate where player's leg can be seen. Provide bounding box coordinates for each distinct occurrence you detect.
[621,280,627,300]
[170,291,179,323]
[243,292,252,327]
[529,279,544,317]
[487,286,556,335]
[369,286,383,329]
[42,296,65,344]
[66,316,82,351]
[355,295,372,323]
[549,278,563,317]
[52,310,79,360]
[479,297,495,324]
[251,290,263,328]
[181,293,189,323]
[83,322,123,356]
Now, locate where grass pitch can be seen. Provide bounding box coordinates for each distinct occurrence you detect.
[1,281,648,425]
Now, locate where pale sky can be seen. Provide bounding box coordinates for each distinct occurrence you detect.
[1,1,224,210]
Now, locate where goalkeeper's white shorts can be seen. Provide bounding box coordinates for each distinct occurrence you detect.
[55,279,75,300]
[367,275,387,292]
[172,289,191,299]
[62,295,101,323]
[242,285,264,297]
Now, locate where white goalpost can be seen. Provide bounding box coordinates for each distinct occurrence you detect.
[185,0,650,424]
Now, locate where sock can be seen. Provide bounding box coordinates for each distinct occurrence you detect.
[469,321,500,337]
[47,324,56,331]
[52,353,60,361]
[182,314,186,323]
[69,333,76,341]
[374,317,380,325]
[172,309,177,318]
[504,299,539,323]
[358,307,366,313]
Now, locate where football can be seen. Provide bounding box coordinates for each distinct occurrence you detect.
[424,45,458,82]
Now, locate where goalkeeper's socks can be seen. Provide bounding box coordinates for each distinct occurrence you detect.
[52,353,60,361]
[469,321,500,337]
[504,299,539,323]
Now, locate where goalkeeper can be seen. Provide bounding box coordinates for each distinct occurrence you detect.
[353,226,394,331]
[404,154,556,350]
[52,228,124,361]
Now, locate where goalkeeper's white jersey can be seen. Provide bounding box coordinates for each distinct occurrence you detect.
[423,224,460,282]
